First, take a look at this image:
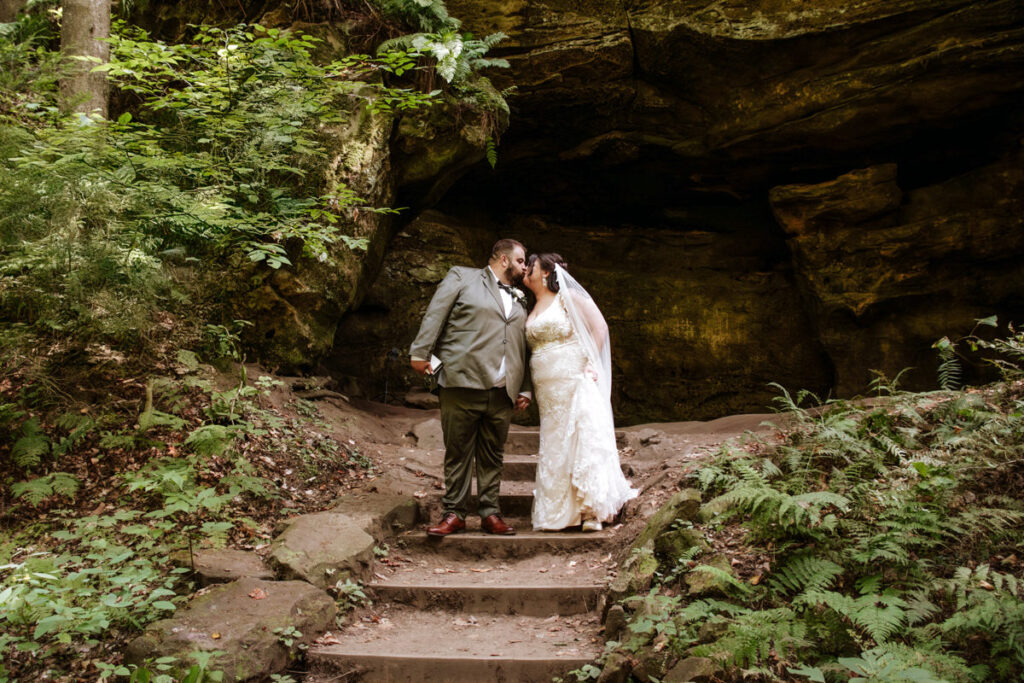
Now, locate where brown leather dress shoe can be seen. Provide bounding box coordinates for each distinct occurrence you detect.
[481,514,516,535]
[427,513,466,537]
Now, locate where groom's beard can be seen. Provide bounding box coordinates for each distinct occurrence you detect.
[505,265,523,286]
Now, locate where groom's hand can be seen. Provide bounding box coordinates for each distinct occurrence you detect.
[514,395,531,411]
[410,360,432,375]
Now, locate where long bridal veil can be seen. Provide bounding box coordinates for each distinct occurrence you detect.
[554,264,613,404]
[550,264,636,523]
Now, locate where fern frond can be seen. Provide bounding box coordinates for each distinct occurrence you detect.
[797,587,908,644]
[11,472,80,505]
[768,552,843,596]
[185,424,238,457]
[12,418,50,469]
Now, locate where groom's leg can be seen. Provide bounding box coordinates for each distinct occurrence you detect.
[475,388,513,519]
[439,387,486,519]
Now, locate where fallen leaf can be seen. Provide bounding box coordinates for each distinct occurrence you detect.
[750,574,762,586]
[248,588,267,600]
[980,580,996,590]
[470,567,493,573]
[211,632,221,639]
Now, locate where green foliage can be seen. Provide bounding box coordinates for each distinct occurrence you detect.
[611,332,1024,681]
[0,509,192,651]
[11,471,80,505]
[0,19,436,350]
[334,578,371,615]
[10,417,50,469]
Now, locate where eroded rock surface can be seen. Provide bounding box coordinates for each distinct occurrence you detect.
[125,577,335,682]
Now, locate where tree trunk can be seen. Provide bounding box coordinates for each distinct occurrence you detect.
[60,0,111,118]
[0,0,28,23]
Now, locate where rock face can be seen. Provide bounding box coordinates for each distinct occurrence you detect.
[141,0,1024,419]
[771,154,1024,394]
[335,0,1024,420]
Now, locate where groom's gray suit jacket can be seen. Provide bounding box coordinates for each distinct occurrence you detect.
[410,266,532,402]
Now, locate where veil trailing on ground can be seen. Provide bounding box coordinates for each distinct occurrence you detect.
[554,264,613,405]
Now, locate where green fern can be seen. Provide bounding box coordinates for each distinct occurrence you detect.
[11,472,80,505]
[51,413,96,457]
[837,646,949,683]
[691,608,811,669]
[799,586,909,644]
[11,417,50,469]
[185,424,238,457]
[934,336,963,390]
[485,135,498,168]
[768,551,844,597]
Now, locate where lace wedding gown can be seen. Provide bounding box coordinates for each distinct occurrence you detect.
[527,294,638,530]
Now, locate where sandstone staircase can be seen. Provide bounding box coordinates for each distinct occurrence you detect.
[309,428,617,682]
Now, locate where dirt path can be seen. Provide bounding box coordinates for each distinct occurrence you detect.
[302,399,775,682]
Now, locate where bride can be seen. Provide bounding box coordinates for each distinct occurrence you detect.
[523,253,638,532]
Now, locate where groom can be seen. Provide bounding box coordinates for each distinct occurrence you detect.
[410,239,532,536]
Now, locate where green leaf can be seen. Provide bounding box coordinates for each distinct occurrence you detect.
[152,600,177,610]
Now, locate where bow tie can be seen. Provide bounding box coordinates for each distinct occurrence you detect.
[497,282,513,294]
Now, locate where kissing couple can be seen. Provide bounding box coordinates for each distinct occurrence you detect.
[410,239,637,536]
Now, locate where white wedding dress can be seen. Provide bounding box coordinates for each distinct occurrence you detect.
[527,290,638,530]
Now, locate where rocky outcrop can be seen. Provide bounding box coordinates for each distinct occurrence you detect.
[139,0,1024,417]
[771,153,1024,393]
[334,0,1024,418]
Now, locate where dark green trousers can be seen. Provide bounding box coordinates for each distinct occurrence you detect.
[438,386,513,519]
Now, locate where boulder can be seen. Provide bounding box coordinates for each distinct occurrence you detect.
[267,513,375,589]
[329,492,419,539]
[632,489,703,551]
[654,527,709,561]
[607,545,659,608]
[596,651,634,683]
[664,656,719,683]
[125,577,335,682]
[685,554,736,597]
[171,549,275,586]
[604,603,628,641]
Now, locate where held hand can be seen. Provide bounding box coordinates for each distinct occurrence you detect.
[514,395,531,411]
[410,360,432,376]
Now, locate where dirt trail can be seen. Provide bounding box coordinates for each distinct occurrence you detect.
[302,397,775,682]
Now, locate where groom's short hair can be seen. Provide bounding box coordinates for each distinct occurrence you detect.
[490,239,525,262]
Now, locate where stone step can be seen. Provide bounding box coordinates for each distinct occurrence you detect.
[504,428,539,455]
[502,455,632,482]
[369,554,609,616]
[504,428,627,455]
[370,582,604,616]
[396,525,612,560]
[502,455,538,481]
[309,609,602,683]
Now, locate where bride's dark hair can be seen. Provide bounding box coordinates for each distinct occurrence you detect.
[528,253,568,293]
